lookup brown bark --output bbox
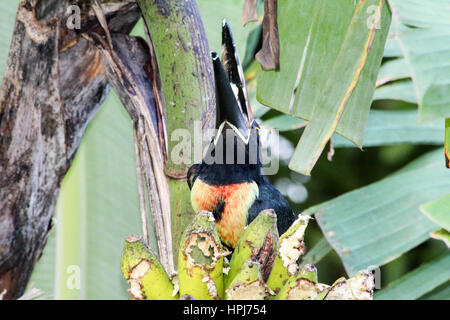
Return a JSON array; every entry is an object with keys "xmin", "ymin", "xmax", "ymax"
[
  {"xmin": 85, "ymin": 27, "xmax": 174, "ymax": 273},
  {"xmin": 0, "ymin": 0, "xmax": 140, "ymax": 299}
]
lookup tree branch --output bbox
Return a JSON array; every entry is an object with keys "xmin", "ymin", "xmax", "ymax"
[{"xmin": 0, "ymin": 0, "xmax": 140, "ymax": 299}]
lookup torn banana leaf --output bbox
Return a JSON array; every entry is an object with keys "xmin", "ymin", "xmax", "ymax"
[
  {"xmin": 308, "ymin": 148, "xmax": 449, "ymax": 275},
  {"xmin": 332, "ymin": 110, "xmax": 443, "ymax": 148},
  {"xmin": 420, "ymin": 194, "xmax": 450, "ymax": 231},
  {"xmin": 264, "ymin": 109, "xmax": 443, "ymax": 148},
  {"xmin": 429, "ymin": 230, "xmax": 450, "ymax": 248},
  {"xmin": 374, "ymin": 81, "xmax": 417, "ymax": 104},
  {"xmin": 375, "ymin": 252, "xmax": 450, "ymax": 300},
  {"xmin": 388, "ymin": 0, "xmax": 450, "ymax": 122},
  {"xmin": 383, "ymin": 32, "xmax": 402, "ymax": 58},
  {"xmin": 421, "ymin": 281, "xmax": 450, "ymax": 300},
  {"xmin": 257, "ymin": 0, "xmax": 391, "ymax": 175},
  {"xmin": 262, "ymin": 114, "xmax": 307, "ymax": 132},
  {"xmin": 376, "ymin": 57, "xmax": 410, "ymax": 86}
]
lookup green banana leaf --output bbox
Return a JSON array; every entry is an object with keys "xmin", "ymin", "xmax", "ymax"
[
  {"xmin": 373, "ymin": 81, "xmax": 416, "ymax": 104},
  {"xmin": 299, "ymin": 238, "xmax": 332, "ymax": 268},
  {"xmin": 429, "ymin": 230, "xmax": 450, "ymax": 248},
  {"xmin": 375, "ymin": 252, "xmax": 450, "ymax": 300},
  {"xmin": 262, "ymin": 114, "xmax": 306, "ymax": 132},
  {"xmin": 383, "ymin": 34, "xmax": 402, "ymax": 57},
  {"xmin": 306, "ymin": 148, "xmax": 448, "ymax": 276},
  {"xmin": 421, "ymin": 281, "xmax": 450, "ymax": 300},
  {"xmin": 420, "ymin": 194, "xmax": 450, "ymax": 231},
  {"xmin": 374, "ymin": 31, "xmax": 415, "ymax": 104},
  {"xmin": 0, "ymin": 0, "xmax": 20, "ymax": 77},
  {"xmin": 376, "ymin": 58, "xmax": 410, "ymax": 86},
  {"xmin": 388, "ymin": 0, "xmax": 450, "ymax": 122},
  {"xmin": 257, "ymin": 0, "xmax": 391, "ymax": 175},
  {"xmin": 198, "ymin": 0, "xmax": 258, "ymax": 55},
  {"xmin": 332, "ymin": 110, "xmax": 443, "ymax": 148},
  {"xmin": 262, "ymin": 110, "xmax": 443, "ymax": 148}
]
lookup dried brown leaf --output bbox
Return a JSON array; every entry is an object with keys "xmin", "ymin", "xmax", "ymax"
[
  {"xmin": 256, "ymin": 0, "xmax": 280, "ymax": 70},
  {"xmin": 242, "ymin": 0, "xmax": 258, "ymax": 26}
]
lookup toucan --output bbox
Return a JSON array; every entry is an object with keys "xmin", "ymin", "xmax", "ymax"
[{"xmin": 187, "ymin": 20, "xmax": 296, "ymax": 248}]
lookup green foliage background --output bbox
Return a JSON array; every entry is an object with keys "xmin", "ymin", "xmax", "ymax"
[{"xmin": 0, "ymin": 0, "xmax": 448, "ymax": 299}]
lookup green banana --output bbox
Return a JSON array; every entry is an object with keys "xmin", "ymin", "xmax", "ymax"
[
  {"xmin": 225, "ymin": 259, "xmax": 269, "ymax": 300},
  {"xmin": 121, "ymin": 212, "xmax": 375, "ymax": 301},
  {"xmin": 178, "ymin": 211, "xmax": 229, "ymax": 300},
  {"xmin": 121, "ymin": 235, "xmax": 177, "ymax": 300},
  {"xmin": 275, "ymin": 264, "xmax": 329, "ymax": 300},
  {"xmin": 266, "ymin": 214, "xmax": 310, "ymax": 294},
  {"xmin": 297, "ymin": 264, "xmax": 318, "ymax": 282},
  {"xmin": 225, "ymin": 209, "xmax": 279, "ymax": 289},
  {"xmin": 324, "ymin": 270, "xmax": 375, "ymax": 300}
]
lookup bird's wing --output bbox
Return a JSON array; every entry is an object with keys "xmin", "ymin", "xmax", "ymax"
[{"xmin": 248, "ymin": 177, "xmax": 296, "ymax": 235}]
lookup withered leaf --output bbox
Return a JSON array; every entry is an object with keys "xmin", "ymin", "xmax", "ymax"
[
  {"xmin": 256, "ymin": 0, "xmax": 280, "ymax": 70},
  {"xmin": 242, "ymin": 0, "xmax": 259, "ymax": 26}
]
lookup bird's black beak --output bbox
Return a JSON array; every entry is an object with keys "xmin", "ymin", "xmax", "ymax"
[
  {"xmin": 211, "ymin": 19, "xmax": 254, "ymax": 145},
  {"xmin": 212, "ymin": 52, "xmax": 250, "ymax": 143}
]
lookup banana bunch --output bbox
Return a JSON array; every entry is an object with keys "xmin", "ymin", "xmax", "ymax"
[
  {"xmin": 121, "ymin": 234, "xmax": 178, "ymax": 300},
  {"xmin": 121, "ymin": 209, "xmax": 375, "ymax": 300}
]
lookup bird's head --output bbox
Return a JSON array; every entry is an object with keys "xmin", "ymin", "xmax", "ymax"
[{"xmin": 204, "ymin": 20, "xmax": 261, "ymax": 168}]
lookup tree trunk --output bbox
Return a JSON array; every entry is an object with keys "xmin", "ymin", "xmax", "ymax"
[{"xmin": 0, "ymin": 0, "xmax": 140, "ymax": 299}]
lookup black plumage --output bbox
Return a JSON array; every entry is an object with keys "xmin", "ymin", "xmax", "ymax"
[{"xmin": 187, "ymin": 20, "xmax": 296, "ymax": 246}]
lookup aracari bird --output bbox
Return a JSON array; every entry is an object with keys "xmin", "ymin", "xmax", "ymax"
[{"xmin": 187, "ymin": 20, "xmax": 296, "ymax": 248}]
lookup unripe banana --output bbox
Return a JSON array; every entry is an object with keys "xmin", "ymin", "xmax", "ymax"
[
  {"xmin": 297, "ymin": 263, "xmax": 318, "ymax": 282},
  {"xmin": 324, "ymin": 270, "xmax": 374, "ymax": 300},
  {"xmin": 225, "ymin": 209, "xmax": 279, "ymax": 289},
  {"xmin": 266, "ymin": 214, "xmax": 309, "ymax": 294},
  {"xmin": 121, "ymin": 235, "xmax": 177, "ymax": 300},
  {"xmin": 225, "ymin": 259, "xmax": 269, "ymax": 300},
  {"xmin": 178, "ymin": 211, "xmax": 229, "ymax": 300},
  {"xmin": 275, "ymin": 264, "xmax": 329, "ymax": 300}
]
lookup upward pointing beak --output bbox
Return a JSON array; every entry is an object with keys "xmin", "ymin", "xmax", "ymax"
[
  {"xmin": 221, "ymin": 19, "xmax": 253, "ymax": 123},
  {"xmin": 212, "ymin": 52, "xmax": 250, "ymax": 143}
]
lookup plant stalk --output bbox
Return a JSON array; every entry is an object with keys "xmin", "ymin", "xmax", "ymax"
[{"xmin": 138, "ymin": 0, "xmax": 215, "ymax": 261}]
